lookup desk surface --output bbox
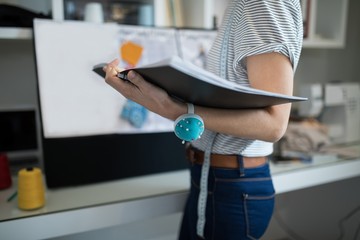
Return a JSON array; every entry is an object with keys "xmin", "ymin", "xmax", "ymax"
[{"xmin": 1, "ymin": 155, "xmax": 360, "ymax": 240}]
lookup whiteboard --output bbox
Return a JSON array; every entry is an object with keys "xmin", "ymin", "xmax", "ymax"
[{"xmin": 34, "ymin": 19, "xmax": 177, "ymax": 138}]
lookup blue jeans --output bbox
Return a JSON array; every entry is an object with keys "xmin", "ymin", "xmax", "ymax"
[{"xmin": 179, "ymin": 158, "xmax": 275, "ymax": 240}]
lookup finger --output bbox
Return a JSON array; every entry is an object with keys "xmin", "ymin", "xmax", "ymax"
[
  {"xmin": 126, "ymin": 70, "xmax": 146, "ymax": 87},
  {"xmin": 104, "ymin": 65, "xmax": 118, "ymax": 79},
  {"xmin": 126, "ymin": 70, "xmax": 166, "ymax": 95},
  {"xmin": 108, "ymin": 58, "xmax": 120, "ymax": 66},
  {"xmin": 103, "ymin": 58, "xmax": 120, "ymax": 72}
]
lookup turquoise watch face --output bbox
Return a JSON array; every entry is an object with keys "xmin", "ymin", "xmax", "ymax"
[{"xmin": 174, "ymin": 114, "xmax": 204, "ymax": 142}]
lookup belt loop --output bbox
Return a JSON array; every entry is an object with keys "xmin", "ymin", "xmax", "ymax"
[{"xmin": 237, "ymin": 155, "xmax": 245, "ymax": 177}]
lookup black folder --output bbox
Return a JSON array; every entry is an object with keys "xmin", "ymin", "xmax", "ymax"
[{"xmin": 93, "ymin": 56, "xmax": 307, "ymax": 109}]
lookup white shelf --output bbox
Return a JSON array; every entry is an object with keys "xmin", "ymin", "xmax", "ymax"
[
  {"xmin": 0, "ymin": 0, "xmax": 61, "ymax": 40},
  {"xmin": 1, "ymin": 158, "xmax": 360, "ymax": 240},
  {"xmin": 181, "ymin": 0, "xmax": 349, "ymax": 49},
  {"xmin": 1, "ymin": 0, "xmax": 349, "ymax": 49},
  {"xmin": 303, "ymin": 38, "xmax": 345, "ymax": 49},
  {"xmin": 271, "ymin": 158, "xmax": 360, "ymax": 194},
  {"xmin": 0, "ymin": 27, "xmax": 32, "ymax": 40},
  {"xmin": 302, "ymin": 0, "xmax": 349, "ymax": 49}
]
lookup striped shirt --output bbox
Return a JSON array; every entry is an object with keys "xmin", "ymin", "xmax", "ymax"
[
  {"xmin": 192, "ymin": 0, "xmax": 303, "ymax": 157},
  {"xmin": 191, "ymin": 0, "xmax": 303, "ymax": 237}
]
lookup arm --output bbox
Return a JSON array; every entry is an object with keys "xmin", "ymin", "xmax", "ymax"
[
  {"xmin": 104, "ymin": 52, "xmax": 293, "ymax": 143},
  {"xmin": 195, "ymin": 52, "xmax": 293, "ymax": 142}
]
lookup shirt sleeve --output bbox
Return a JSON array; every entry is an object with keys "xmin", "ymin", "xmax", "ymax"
[{"xmin": 234, "ymin": 0, "xmax": 303, "ymax": 71}]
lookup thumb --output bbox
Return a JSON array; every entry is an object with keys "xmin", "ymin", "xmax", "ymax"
[{"xmin": 127, "ymin": 70, "xmax": 145, "ymax": 86}]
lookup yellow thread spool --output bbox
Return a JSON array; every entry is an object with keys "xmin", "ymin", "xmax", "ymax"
[{"xmin": 17, "ymin": 167, "xmax": 45, "ymax": 210}]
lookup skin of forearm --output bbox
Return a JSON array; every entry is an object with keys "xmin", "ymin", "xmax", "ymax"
[
  {"xmin": 197, "ymin": 104, "xmax": 291, "ymax": 142},
  {"xmin": 166, "ymin": 99, "xmax": 291, "ymax": 143}
]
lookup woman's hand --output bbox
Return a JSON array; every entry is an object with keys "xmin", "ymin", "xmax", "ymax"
[{"xmin": 102, "ymin": 59, "xmax": 186, "ymax": 120}]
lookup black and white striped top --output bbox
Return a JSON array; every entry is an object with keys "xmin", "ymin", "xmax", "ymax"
[{"xmin": 192, "ymin": 0, "xmax": 303, "ymax": 157}]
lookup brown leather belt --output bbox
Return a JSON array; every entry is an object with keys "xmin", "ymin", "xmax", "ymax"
[{"xmin": 186, "ymin": 147, "xmax": 267, "ymax": 169}]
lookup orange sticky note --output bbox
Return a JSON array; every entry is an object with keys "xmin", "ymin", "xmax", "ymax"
[{"xmin": 120, "ymin": 41, "xmax": 143, "ymax": 66}]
